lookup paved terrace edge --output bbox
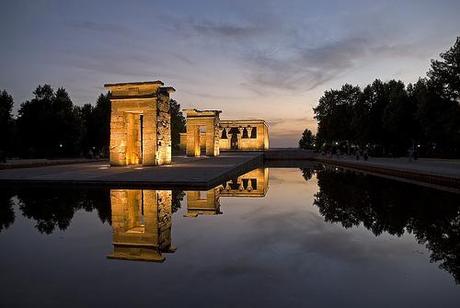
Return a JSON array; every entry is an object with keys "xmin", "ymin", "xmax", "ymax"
[{"xmin": 0, "ymin": 154, "xmax": 264, "ymax": 190}]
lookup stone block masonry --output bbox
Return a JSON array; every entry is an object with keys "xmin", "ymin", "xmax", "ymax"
[{"xmin": 105, "ymin": 81, "xmax": 175, "ymax": 167}]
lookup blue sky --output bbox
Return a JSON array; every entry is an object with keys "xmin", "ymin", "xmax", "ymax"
[{"xmin": 1, "ymin": 0, "xmax": 459, "ymax": 146}]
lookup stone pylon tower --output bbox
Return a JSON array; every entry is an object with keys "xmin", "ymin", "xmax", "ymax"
[{"xmin": 104, "ymin": 81, "xmax": 174, "ymax": 166}]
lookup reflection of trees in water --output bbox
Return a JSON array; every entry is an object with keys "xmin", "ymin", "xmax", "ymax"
[
  {"xmin": 0, "ymin": 187, "xmax": 185, "ymax": 234},
  {"xmin": 305, "ymin": 167, "xmax": 460, "ymax": 284},
  {"xmin": 301, "ymin": 168, "xmax": 316, "ymax": 181},
  {"xmin": 0, "ymin": 190, "xmax": 15, "ymax": 232},
  {"xmin": 16, "ymin": 187, "xmax": 111, "ymax": 234},
  {"xmin": 172, "ymin": 190, "xmax": 185, "ymax": 213},
  {"xmin": 0, "ymin": 186, "xmax": 111, "ymax": 234}
]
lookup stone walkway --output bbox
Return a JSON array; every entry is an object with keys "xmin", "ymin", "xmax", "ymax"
[
  {"xmin": 315, "ymin": 155, "xmax": 460, "ymax": 190},
  {"xmin": 0, "ymin": 158, "xmax": 106, "ymax": 169},
  {"xmin": 0, "ymin": 153, "xmax": 263, "ymax": 189}
]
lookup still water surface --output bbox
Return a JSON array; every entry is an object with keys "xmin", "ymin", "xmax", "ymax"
[{"xmin": 1, "ymin": 166, "xmax": 460, "ymax": 307}]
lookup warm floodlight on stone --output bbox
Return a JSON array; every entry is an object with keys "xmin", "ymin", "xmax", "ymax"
[
  {"xmin": 180, "ymin": 119, "xmax": 269, "ymax": 152},
  {"xmin": 104, "ymin": 81, "xmax": 175, "ymax": 167},
  {"xmin": 183, "ymin": 109, "xmax": 221, "ymax": 157}
]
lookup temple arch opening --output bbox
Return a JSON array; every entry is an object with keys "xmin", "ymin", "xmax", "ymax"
[{"xmin": 183, "ymin": 109, "xmax": 221, "ymax": 157}]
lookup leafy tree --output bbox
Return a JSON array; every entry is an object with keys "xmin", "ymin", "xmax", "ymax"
[
  {"xmin": 170, "ymin": 99, "xmax": 186, "ymax": 152},
  {"xmin": 52, "ymin": 88, "xmax": 81, "ymax": 156},
  {"xmin": 17, "ymin": 85, "xmax": 55, "ymax": 157},
  {"xmin": 17, "ymin": 85, "xmax": 81, "ymax": 158},
  {"xmin": 0, "ymin": 90, "xmax": 14, "ymax": 160},
  {"xmin": 314, "ymin": 84, "xmax": 361, "ymax": 144},
  {"xmin": 308, "ymin": 37, "xmax": 460, "ymax": 157},
  {"xmin": 92, "ymin": 93, "xmax": 111, "ymax": 157},
  {"xmin": 382, "ymin": 80, "xmax": 416, "ymax": 155},
  {"xmin": 299, "ymin": 128, "xmax": 315, "ymax": 149},
  {"xmin": 77, "ymin": 103, "xmax": 95, "ymax": 156},
  {"xmin": 428, "ymin": 36, "xmax": 460, "ymax": 102},
  {"xmin": 363, "ymin": 79, "xmax": 389, "ymax": 151}
]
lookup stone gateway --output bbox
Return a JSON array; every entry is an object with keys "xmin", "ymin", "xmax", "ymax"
[{"xmin": 105, "ymin": 81, "xmax": 175, "ymax": 166}]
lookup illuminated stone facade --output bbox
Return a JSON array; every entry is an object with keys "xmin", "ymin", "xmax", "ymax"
[
  {"xmin": 183, "ymin": 109, "xmax": 221, "ymax": 157},
  {"xmin": 105, "ymin": 81, "xmax": 174, "ymax": 166},
  {"xmin": 180, "ymin": 119, "xmax": 269, "ymax": 152},
  {"xmin": 108, "ymin": 189, "xmax": 174, "ymax": 262}
]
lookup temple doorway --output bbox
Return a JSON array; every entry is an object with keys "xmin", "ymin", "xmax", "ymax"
[
  {"xmin": 229, "ymin": 127, "xmax": 240, "ymax": 150},
  {"xmin": 125, "ymin": 113, "xmax": 143, "ymax": 165}
]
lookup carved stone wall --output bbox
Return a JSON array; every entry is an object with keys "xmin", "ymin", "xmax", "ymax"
[
  {"xmin": 219, "ymin": 120, "xmax": 269, "ymax": 151},
  {"xmin": 183, "ymin": 109, "xmax": 221, "ymax": 157},
  {"xmin": 180, "ymin": 119, "xmax": 269, "ymax": 152},
  {"xmin": 105, "ymin": 81, "xmax": 174, "ymax": 166}
]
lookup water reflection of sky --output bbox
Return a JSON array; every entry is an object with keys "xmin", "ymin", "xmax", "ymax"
[{"xmin": 0, "ymin": 168, "xmax": 459, "ymax": 307}]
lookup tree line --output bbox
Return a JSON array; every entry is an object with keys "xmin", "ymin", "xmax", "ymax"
[
  {"xmin": 0, "ymin": 85, "xmax": 186, "ymax": 160},
  {"xmin": 300, "ymin": 36, "xmax": 460, "ymax": 158}
]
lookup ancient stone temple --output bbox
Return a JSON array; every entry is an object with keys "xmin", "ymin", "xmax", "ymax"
[
  {"xmin": 180, "ymin": 118, "xmax": 269, "ymax": 152},
  {"xmin": 219, "ymin": 120, "xmax": 269, "ymax": 151},
  {"xmin": 105, "ymin": 81, "xmax": 174, "ymax": 166},
  {"xmin": 108, "ymin": 189, "xmax": 174, "ymax": 262},
  {"xmin": 183, "ymin": 109, "xmax": 221, "ymax": 157}
]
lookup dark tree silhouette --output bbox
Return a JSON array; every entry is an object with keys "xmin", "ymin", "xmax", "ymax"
[
  {"xmin": 428, "ymin": 37, "xmax": 460, "ymax": 102},
  {"xmin": 0, "ymin": 90, "xmax": 14, "ymax": 160},
  {"xmin": 0, "ymin": 190, "xmax": 15, "ymax": 232},
  {"xmin": 16, "ymin": 85, "xmax": 80, "ymax": 158},
  {"xmin": 92, "ymin": 93, "xmax": 111, "ymax": 157},
  {"xmin": 170, "ymin": 99, "xmax": 186, "ymax": 152},
  {"xmin": 308, "ymin": 36, "xmax": 460, "ymax": 158},
  {"xmin": 299, "ymin": 128, "xmax": 315, "ymax": 149},
  {"xmin": 172, "ymin": 190, "xmax": 185, "ymax": 213},
  {"xmin": 16, "ymin": 187, "xmax": 111, "ymax": 234}
]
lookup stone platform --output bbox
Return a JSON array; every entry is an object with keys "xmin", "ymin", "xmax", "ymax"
[{"xmin": 0, "ymin": 153, "xmax": 263, "ymax": 189}]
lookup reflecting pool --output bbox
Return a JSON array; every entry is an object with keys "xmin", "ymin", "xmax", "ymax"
[{"xmin": 1, "ymin": 166, "xmax": 460, "ymax": 307}]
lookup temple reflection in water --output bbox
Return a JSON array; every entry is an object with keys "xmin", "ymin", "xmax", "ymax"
[
  {"xmin": 185, "ymin": 168, "xmax": 269, "ymax": 217},
  {"xmin": 108, "ymin": 189, "xmax": 175, "ymax": 262},
  {"xmin": 107, "ymin": 168, "xmax": 269, "ymax": 261}
]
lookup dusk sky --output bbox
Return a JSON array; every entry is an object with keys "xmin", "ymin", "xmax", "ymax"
[{"xmin": 1, "ymin": 0, "xmax": 459, "ymax": 147}]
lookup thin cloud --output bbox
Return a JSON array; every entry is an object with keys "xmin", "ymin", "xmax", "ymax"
[{"xmin": 67, "ymin": 21, "xmax": 133, "ymax": 37}]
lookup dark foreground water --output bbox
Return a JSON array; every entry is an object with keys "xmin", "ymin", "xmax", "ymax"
[{"xmin": 1, "ymin": 166, "xmax": 460, "ymax": 307}]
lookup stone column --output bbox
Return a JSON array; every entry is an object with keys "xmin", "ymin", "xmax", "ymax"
[
  {"xmin": 156, "ymin": 94, "xmax": 172, "ymax": 165},
  {"xmin": 186, "ymin": 124, "xmax": 201, "ymax": 157},
  {"xmin": 110, "ymin": 110, "xmax": 128, "ymax": 166},
  {"xmin": 142, "ymin": 110, "xmax": 157, "ymax": 165}
]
